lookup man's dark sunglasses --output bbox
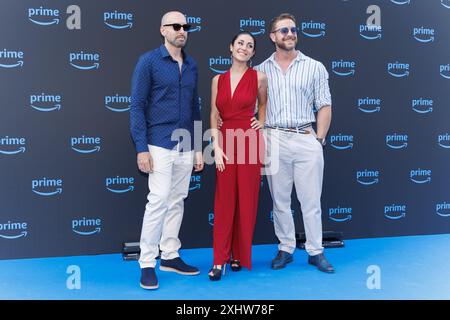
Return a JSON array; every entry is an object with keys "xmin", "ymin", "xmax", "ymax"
[
  {"xmin": 163, "ymin": 23, "xmax": 192, "ymax": 32},
  {"xmin": 271, "ymin": 27, "xmax": 299, "ymax": 35}
]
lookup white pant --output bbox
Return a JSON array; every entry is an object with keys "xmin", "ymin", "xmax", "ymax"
[
  {"xmin": 139, "ymin": 145, "xmax": 194, "ymax": 269},
  {"xmin": 265, "ymin": 128, "xmax": 324, "ymax": 256}
]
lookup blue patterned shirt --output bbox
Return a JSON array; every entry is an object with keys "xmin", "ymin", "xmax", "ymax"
[{"xmin": 130, "ymin": 44, "xmax": 201, "ymax": 153}]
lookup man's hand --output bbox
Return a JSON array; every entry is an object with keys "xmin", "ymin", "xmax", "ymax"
[
  {"xmin": 137, "ymin": 152, "xmax": 153, "ymax": 173},
  {"xmin": 194, "ymin": 151, "xmax": 204, "ymax": 172}
]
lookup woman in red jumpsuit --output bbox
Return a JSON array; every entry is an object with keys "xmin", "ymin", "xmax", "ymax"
[{"xmin": 209, "ymin": 31, "xmax": 267, "ymax": 280}]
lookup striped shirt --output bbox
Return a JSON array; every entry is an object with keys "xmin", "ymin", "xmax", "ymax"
[{"xmin": 254, "ymin": 50, "xmax": 331, "ymax": 128}]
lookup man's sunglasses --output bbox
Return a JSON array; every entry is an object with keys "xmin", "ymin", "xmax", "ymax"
[
  {"xmin": 163, "ymin": 23, "xmax": 192, "ymax": 32},
  {"xmin": 271, "ymin": 27, "xmax": 299, "ymax": 35}
]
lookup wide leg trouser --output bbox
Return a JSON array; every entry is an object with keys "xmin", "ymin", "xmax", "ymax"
[{"xmin": 213, "ymin": 127, "xmax": 262, "ymax": 270}]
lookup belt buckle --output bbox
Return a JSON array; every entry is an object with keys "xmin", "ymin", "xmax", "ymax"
[{"xmin": 298, "ymin": 126, "xmax": 310, "ymax": 134}]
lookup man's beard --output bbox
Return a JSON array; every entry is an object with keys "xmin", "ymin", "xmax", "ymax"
[
  {"xmin": 276, "ymin": 36, "xmax": 297, "ymax": 51},
  {"xmin": 169, "ymin": 36, "xmax": 186, "ymax": 48}
]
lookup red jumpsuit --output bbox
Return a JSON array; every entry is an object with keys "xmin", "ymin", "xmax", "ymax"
[{"xmin": 213, "ymin": 68, "xmax": 263, "ymax": 270}]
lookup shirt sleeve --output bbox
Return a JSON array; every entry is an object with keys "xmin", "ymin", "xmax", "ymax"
[
  {"xmin": 191, "ymin": 64, "xmax": 203, "ymax": 153},
  {"xmin": 192, "ymin": 64, "xmax": 201, "ymax": 122},
  {"xmin": 313, "ymin": 62, "xmax": 332, "ymax": 110},
  {"xmin": 130, "ymin": 55, "xmax": 151, "ymax": 153}
]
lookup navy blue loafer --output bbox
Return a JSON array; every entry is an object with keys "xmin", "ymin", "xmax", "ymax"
[
  {"xmin": 140, "ymin": 267, "xmax": 158, "ymax": 290},
  {"xmin": 271, "ymin": 250, "xmax": 293, "ymax": 270},
  {"xmin": 160, "ymin": 257, "xmax": 200, "ymax": 275},
  {"xmin": 308, "ymin": 253, "xmax": 335, "ymax": 273}
]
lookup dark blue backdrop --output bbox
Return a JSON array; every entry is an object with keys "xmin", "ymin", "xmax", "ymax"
[{"xmin": 0, "ymin": 0, "xmax": 449, "ymax": 259}]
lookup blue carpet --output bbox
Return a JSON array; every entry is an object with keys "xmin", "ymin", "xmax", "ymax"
[{"xmin": 1, "ymin": 234, "xmax": 449, "ymax": 300}]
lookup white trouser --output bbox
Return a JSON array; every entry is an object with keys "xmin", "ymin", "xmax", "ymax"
[
  {"xmin": 139, "ymin": 144, "xmax": 194, "ymax": 269},
  {"xmin": 265, "ymin": 128, "xmax": 324, "ymax": 256}
]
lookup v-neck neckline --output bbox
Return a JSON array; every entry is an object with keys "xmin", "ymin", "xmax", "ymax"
[{"xmin": 229, "ymin": 68, "xmax": 250, "ymax": 101}]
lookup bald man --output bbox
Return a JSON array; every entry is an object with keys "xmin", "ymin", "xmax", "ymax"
[{"xmin": 130, "ymin": 11, "xmax": 203, "ymax": 290}]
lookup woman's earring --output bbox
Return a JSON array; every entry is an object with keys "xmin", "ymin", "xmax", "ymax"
[{"xmin": 249, "ymin": 59, "xmax": 253, "ymax": 67}]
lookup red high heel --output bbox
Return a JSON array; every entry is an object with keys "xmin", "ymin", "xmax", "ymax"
[
  {"xmin": 208, "ymin": 264, "xmax": 227, "ymax": 281},
  {"xmin": 230, "ymin": 259, "xmax": 241, "ymax": 272}
]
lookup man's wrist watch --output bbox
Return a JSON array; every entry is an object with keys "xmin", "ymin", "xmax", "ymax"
[{"xmin": 317, "ymin": 137, "xmax": 326, "ymax": 146}]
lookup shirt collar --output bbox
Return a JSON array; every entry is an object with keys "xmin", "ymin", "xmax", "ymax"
[
  {"xmin": 268, "ymin": 50, "xmax": 306, "ymax": 63},
  {"xmin": 159, "ymin": 44, "xmax": 189, "ymax": 64}
]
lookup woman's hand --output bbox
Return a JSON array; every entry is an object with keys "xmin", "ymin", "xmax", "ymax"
[
  {"xmin": 214, "ymin": 146, "xmax": 229, "ymax": 172},
  {"xmin": 251, "ymin": 117, "xmax": 264, "ymax": 130}
]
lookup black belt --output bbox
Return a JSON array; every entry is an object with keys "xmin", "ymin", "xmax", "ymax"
[{"xmin": 266, "ymin": 123, "xmax": 311, "ymax": 134}]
